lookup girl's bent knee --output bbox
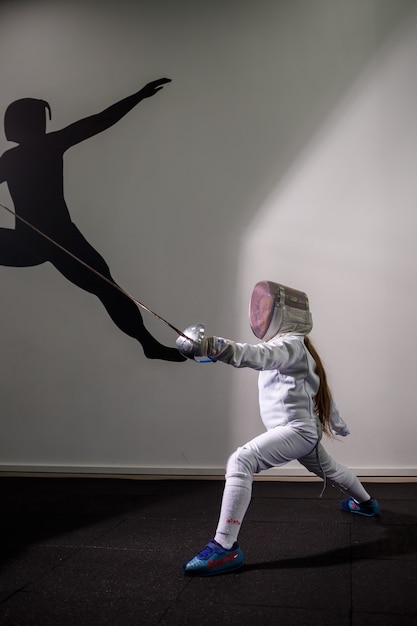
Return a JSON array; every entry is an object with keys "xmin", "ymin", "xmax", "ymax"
[{"xmin": 226, "ymin": 446, "xmax": 259, "ymax": 478}]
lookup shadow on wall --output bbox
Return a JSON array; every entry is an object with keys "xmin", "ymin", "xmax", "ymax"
[{"xmin": 0, "ymin": 77, "xmax": 184, "ymax": 363}]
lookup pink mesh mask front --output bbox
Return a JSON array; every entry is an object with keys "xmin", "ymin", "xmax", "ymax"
[{"xmin": 249, "ymin": 281, "xmax": 312, "ymax": 341}]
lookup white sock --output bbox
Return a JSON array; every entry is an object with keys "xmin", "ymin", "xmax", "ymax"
[
  {"xmin": 346, "ymin": 476, "xmax": 371, "ymax": 503},
  {"xmin": 214, "ymin": 476, "xmax": 252, "ymax": 549}
]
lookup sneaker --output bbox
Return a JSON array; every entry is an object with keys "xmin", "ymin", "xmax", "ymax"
[
  {"xmin": 340, "ymin": 497, "xmax": 380, "ymax": 517},
  {"xmin": 183, "ymin": 540, "xmax": 244, "ymax": 576}
]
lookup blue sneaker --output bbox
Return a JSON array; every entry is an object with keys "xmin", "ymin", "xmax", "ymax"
[
  {"xmin": 340, "ymin": 497, "xmax": 380, "ymax": 517},
  {"xmin": 183, "ymin": 540, "xmax": 244, "ymax": 576}
]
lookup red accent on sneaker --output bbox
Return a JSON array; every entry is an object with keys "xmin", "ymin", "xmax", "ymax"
[{"xmin": 208, "ymin": 551, "xmax": 239, "ymax": 569}]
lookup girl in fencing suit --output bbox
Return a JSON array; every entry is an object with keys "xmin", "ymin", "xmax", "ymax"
[{"xmin": 178, "ymin": 280, "xmax": 380, "ymax": 576}]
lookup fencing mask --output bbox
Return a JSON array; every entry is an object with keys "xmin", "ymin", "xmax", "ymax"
[{"xmin": 249, "ymin": 281, "xmax": 312, "ymax": 341}]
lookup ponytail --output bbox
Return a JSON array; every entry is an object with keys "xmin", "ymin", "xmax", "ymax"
[{"xmin": 304, "ymin": 336, "xmax": 333, "ymax": 437}]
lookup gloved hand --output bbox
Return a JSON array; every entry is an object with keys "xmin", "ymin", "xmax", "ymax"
[{"xmin": 176, "ymin": 324, "xmax": 214, "ymax": 362}]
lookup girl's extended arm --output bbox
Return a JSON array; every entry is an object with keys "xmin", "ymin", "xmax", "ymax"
[{"xmin": 195, "ymin": 336, "xmax": 305, "ymax": 371}]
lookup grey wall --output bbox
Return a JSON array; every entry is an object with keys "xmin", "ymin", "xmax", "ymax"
[{"xmin": 1, "ymin": 0, "xmax": 416, "ymax": 476}]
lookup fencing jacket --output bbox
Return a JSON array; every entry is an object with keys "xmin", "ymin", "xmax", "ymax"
[{"xmin": 205, "ymin": 334, "xmax": 349, "ymax": 436}]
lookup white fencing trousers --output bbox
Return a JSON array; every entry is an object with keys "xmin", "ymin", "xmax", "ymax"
[{"xmin": 214, "ymin": 424, "xmax": 370, "ymax": 549}]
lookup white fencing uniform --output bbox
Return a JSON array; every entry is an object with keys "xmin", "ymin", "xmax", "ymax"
[
  {"xmin": 204, "ymin": 334, "xmax": 370, "ymax": 549},
  {"xmin": 177, "ymin": 281, "xmax": 372, "ymax": 550}
]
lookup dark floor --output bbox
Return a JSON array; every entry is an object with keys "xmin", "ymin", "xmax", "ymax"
[{"xmin": 0, "ymin": 477, "xmax": 416, "ymax": 626}]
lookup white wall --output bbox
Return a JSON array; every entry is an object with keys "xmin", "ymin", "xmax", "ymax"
[{"xmin": 0, "ymin": 0, "xmax": 416, "ymax": 476}]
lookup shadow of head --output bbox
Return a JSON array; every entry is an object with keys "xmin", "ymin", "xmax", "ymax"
[{"xmin": 5, "ymin": 98, "xmax": 51, "ymax": 144}]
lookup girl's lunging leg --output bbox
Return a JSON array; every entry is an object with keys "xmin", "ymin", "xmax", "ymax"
[{"xmin": 215, "ymin": 426, "xmax": 318, "ymax": 548}]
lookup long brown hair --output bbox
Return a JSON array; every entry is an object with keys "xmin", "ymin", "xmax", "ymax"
[{"xmin": 304, "ymin": 335, "xmax": 333, "ymax": 437}]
